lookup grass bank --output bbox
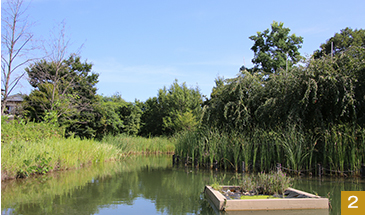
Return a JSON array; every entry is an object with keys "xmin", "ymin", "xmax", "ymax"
[
  {"xmin": 1, "ymin": 118, "xmax": 176, "ymax": 180},
  {"xmin": 1, "ymin": 137, "xmax": 122, "ymax": 180}
]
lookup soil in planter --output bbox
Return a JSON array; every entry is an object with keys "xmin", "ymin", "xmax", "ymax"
[{"xmin": 220, "ymin": 187, "xmax": 284, "ymax": 200}]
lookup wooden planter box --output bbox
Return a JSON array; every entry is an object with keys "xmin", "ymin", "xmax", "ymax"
[{"xmin": 204, "ymin": 185, "xmax": 329, "ymax": 212}]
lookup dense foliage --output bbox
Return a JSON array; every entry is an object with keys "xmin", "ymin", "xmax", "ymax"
[
  {"xmin": 314, "ymin": 27, "xmax": 365, "ymax": 58},
  {"xmin": 203, "ymin": 26, "xmax": 365, "ymax": 132},
  {"xmin": 176, "ymin": 26, "xmax": 365, "ymax": 175},
  {"xmin": 22, "ymin": 55, "xmax": 99, "ymax": 136},
  {"xmin": 1, "ymin": 116, "xmax": 65, "ymax": 144},
  {"xmin": 139, "ymin": 80, "xmax": 203, "ymax": 136},
  {"xmin": 249, "ymin": 21, "xmax": 303, "ymax": 74}
]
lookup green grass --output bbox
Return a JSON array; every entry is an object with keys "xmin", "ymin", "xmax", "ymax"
[
  {"xmin": 1, "ymin": 117, "xmax": 176, "ymax": 180},
  {"xmin": 1, "ymin": 137, "xmax": 122, "ymax": 180},
  {"xmin": 240, "ymin": 195, "xmax": 281, "ymax": 199},
  {"xmin": 174, "ymin": 124, "xmax": 365, "ymax": 176},
  {"xmin": 100, "ymin": 133, "xmax": 176, "ymax": 154},
  {"xmin": 1, "ymin": 117, "xmax": 65, "ymax": 144}
]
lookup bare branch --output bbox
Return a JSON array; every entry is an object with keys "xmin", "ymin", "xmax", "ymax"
[{"xmin": 1, "ymin": 0, "xmax": 37, "ymax": 114}]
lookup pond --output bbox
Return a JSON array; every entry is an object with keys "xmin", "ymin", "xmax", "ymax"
[{"xmin": 1, "ymin": 155, "xmax": 364, "ymax": 215}]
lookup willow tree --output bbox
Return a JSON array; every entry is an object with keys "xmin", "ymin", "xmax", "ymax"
[
  {"xmin": 302, "ymin": 46, "xmax": 365, "ymax": 128},
  {"xmin": 202, "ymin": 70, "xmax": 263, "ymax": 131}
]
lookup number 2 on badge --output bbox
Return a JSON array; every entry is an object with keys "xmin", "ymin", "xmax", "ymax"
[
  {"xmin": 341, "ymin": 191, "xmax": 365, "ymax": 215},
  {"xmin": 348, "ymin": 195, "xmax": 358, "ymax": 208}
]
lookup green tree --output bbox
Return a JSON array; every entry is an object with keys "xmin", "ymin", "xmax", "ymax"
[
  {"xmin": 249, "ymin": 21, "xmax": 303, "ymax": 74},
  {"xmin": 140, "ymin": 80, "xmax": 203, "ymax": 136},
  {"xmin": 23, "ymin": 55, "xmax": 99, "ymax": 135},
  {"xmin": 90, "ymin": 94, "xmax": 141, "ymax": 139},
  {"xmin": 313, "ymin": 27, "xmax": 365, "ymax": 59},
  {"xmin": 203, "ymin": 43, "xmax": 365, "ymax": 132},
  {"xmin": 139, "ymin": 96, "xmax": 165, "ymax": 136},
  {"xmin": 202, "ymin": 70, "xmax": 263, "ymax": 131},
  {"xmin": 302, "ymin": 46, "xmax": 365, "ymax": 128}
]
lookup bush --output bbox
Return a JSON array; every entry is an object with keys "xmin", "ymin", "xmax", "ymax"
[{"xmin": 240, "ymin": 171, "xmax": 292, "ymax": 195}]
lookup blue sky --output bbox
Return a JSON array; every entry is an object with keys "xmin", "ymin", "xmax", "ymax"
[{"xmin": 5, "ymin": 0, "xmax": 365, "ymax": 102}]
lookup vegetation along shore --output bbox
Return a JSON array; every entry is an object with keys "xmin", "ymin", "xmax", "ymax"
[
  {"xmin": 2, "ymin": 20, "xmax": 365, "ymax": 180},
  {"xmin": 1, "ymin": 118, "xmax": 175, "ymax": 180}
]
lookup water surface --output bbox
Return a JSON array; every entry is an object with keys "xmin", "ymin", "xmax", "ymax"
[{"xmin": 1, "ymin": 155, "xmax": 364, "ymax": 215}]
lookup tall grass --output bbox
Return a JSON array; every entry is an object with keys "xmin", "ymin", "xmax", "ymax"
[
  {"xmin": 174, "ymin": 124, "xmax": 365, "ymax": 176},
  {"xmin": 1, "ymin": 117, "xmax": 64, "ymax": 144},
  {"xmin": 279, "ymin": 125, "xmax": 311, "ymax": 174},
  {"xmin": 1, "ymin": 137, "xmax": 121, "ymax": 180},
  {"xmin": 1, "ymin": 117, "xmax": 176, "ymax": 180},
  {"xmin": 323, "ymin": 124, "xmax": 365, "ymax": 176},
  {"xmin": 100, "ymin": 133, "xmax": 176, "ymax": 154}
]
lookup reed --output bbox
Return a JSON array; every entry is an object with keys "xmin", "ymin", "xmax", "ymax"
[
  {"xmin": 230, "ymin": 132, "xmax": 242, "ymax": 172},
  {"xmin": 323, "ymin": 124, "xmax": 364, "ymax": 176},
  {"xmin": 280, "ymin": 125, "xmax": 311, "ymax": 174},
  {"xmin": 240, "ymin": 135, "xmax": 251, "ymax": 172},
  {"xmin": 174, "ymin": 123, "xmax": 364, "ymax": 176}
]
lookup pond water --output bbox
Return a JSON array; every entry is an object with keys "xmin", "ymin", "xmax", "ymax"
[{"xmin": 1, "ymin": 155, "xmax": 364, "ymax": 215}]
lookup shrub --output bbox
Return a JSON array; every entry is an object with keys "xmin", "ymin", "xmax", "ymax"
[{"xmin": 240, "ymin": 171, "xmax": 292, "ymax": 195}]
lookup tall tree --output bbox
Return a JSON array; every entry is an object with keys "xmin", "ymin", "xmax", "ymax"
[
  {"xmin": 22, "ymin": 21, "xmax": 99, "ymax": 128},
  {"xmin": 249, "ymin": 21, "xmax": 303, "ymax": 74},
  {"xmin": 23, "ymin": 55, "xmax": 99, "ymax": 126},
  {"xmin": 1, "ymin": 0, "xmax": 36, "ymax": 114},
  {"xmin": 313, "ymin": 27, "xmax": 365, "ymax": 59}
]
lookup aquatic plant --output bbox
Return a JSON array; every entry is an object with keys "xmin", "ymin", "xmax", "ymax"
[
  {"xmin": 256, "ymin": 171, "xmax": 293, "ymax": 195},
  {"xmin": 236, "ymin": 171, "xmax": 293, "ymax": 196},
  {"xmin": 174, "ymin": 124, "xmax": 365, "ymax": 177}
]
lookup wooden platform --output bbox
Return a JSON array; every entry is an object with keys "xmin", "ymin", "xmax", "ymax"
[{"xmin": 204, "ymin": 185, "xmax": 329, "ymax": 212}]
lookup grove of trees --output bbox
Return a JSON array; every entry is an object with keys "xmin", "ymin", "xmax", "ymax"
[{"xmin": 4, "ymin": 21, "xmax": 364, "ymax": 139}]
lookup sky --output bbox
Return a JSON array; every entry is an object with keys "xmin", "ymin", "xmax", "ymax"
[{"xmin": 3, "ymin": 0, "xmax": 365, "ymax": 102}]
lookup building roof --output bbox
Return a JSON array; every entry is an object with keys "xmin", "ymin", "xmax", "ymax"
[{"xmin": 4, "ymin": 93, "xmax": 24, "ymax": 102}]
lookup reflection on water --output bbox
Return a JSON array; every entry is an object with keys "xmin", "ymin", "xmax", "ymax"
[
  {"xmin": 292, "ymin": 176, "xmax": 365, "ymax": 215},
  {"xmin": 1, "ymin": 155, "xmax": 364, "ymax": 215}
]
